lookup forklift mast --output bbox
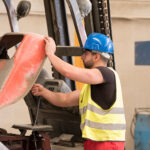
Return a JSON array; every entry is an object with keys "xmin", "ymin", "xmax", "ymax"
[
  {"xmin": 43, "ymin": 0, "xmax": 115, "ymax": 85},
  {"xmin": 85, "ymin": 0, "xmax": 115, "ymax": 68}
]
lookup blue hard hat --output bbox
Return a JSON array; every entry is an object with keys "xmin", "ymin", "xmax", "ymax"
[{"xmin": 83, "ymin": 33, "xmax": 113, "ymax": 54}]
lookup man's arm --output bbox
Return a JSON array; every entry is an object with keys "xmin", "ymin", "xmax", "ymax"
[
  {"xmin": 31, "ymin": 84, "xmax": 80, "ymax": 107},
  {"xmin": 44, "ymin": 37, "xmax": 104, "ymax": 84}
]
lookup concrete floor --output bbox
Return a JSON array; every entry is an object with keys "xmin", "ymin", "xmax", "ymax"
[{"xmin": 51, "ymin": 144, "xmax": 83, "ymax": 150}]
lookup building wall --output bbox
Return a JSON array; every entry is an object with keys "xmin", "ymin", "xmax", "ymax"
[
  {"xmin": 111, "ymin": 1, "xmax": 150, "ymax": 150},
  {"xmin": 0, "ymin": 0, "xmax": 150, "ymax": 149}
]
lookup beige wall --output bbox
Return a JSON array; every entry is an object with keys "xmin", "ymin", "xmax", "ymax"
[
  {"xmin": 111, "ymin": 1, "xmax": 150, "ymax": 150},
  {"xmin": 0, "ymin": 0, "xmax": 150, "ymax": 149}
]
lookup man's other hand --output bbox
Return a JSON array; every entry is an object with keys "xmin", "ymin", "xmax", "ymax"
[
  {"xmin": 31, "ymin": 84, "xmax": 45, "ymax": 96},
  {"xmin": 44, "ymin": 36, "xmax": 56, "ymax": 56}
]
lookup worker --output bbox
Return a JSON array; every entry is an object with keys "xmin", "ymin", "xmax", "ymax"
[{"xmin": 31, "ymin": 33, "xmax": 126, "ymax": 150}]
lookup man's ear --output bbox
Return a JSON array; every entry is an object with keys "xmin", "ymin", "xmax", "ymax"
[{"xmin": 94, "ymin": 53, "xmax": 100, "ymax": 61}]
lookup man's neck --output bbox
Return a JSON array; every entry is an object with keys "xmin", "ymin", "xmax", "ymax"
[{"xmin": 92, "ymin": 61, "xmax": 107, "ymax": 68}]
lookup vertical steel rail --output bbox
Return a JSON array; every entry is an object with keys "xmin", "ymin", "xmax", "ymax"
[
  {"xmin": 107, "ymin": 0, "xmax": 115, "ymax": 69},
  {"xmin": 88, "ymin": 0, "xmax": 115, "ymax": 69},
  {"xmin": 43, "ymin": 0, "xmax": 75, "ymax": 90},
  {"xmin": 43, "ymin": 0, "xmax": 59, "ymax": 42},
  {"xmin": 84, "ymin": 13, "xmax": 94, "ymax": 36},
  {"xmin": 66, "ymin": 0, "xmax": 87, "ymax": 47},
  {"xmin": 3, "ymin": 0, "xmax": 19, "ymax": 32},
  {"xmin": 54, "ymin": 0, "xmax": 75, "ymax": 90}
]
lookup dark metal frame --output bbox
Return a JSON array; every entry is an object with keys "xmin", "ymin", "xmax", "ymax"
[
  {"xmin": 85, "ymin": 0, "xmax": 115, "ymax": 69},
  {"xmin": 2, "ymin": 0, "xmax": 19, "ymax": 32}
]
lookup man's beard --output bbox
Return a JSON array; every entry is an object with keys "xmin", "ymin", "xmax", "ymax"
[{"xmin": 83, "ymin": 60, "xmax": 94, "ymax": 69}]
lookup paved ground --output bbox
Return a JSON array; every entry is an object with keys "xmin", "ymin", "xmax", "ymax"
[
  {"xmin": 51, "ymin": 144, "xmax": 83, "ymax": 150},
  {"xmin": 50, "ymin": 134, "xmax": 83, "ymax": 150}
]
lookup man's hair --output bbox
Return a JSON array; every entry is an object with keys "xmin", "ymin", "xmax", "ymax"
[
  {"xmin": 91, "ymin": 50, "xmax": 110, "ymax": 63},
  {"xmin": 100, "ymin": 53, "xmax": 109, "ymax": 64}
]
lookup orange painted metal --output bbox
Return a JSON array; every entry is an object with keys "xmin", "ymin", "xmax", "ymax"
[{"xmin": 0, "ymin": 33, "xmax": 46, "ymax": 108}]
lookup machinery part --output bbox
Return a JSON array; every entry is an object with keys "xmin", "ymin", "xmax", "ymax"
[
  {"xmin": 24, "ymin": 69, "xmax": 52, "ymax": 124},
  {"xmin": 130, "ymin": 108, "xmax": 150, "ymax": 139},
  {"xmin": 3, "ymin": 0, "xmax": 19, "ymax": 32},
  {"xmin": 0, "ymin": 134, "xmax": 29, "ymax": 150},
  {"xmin": 56, "ymin": 46, "xmax": 83, "ymax": 56},
  {"xmin": 24, "ymin": 79, "xmax": 81, "ymax": 140},
  {"xmin": 16, "ymin": 0, "xmax": 31, "ymax": 20},
  {"xmin": 0, "ymin": 124, "xmax": 53, "ymax": 150},
  {"xmin": 76, "ymin": 0, "xmax": 92, "ymax": 18},
  {"xmin": 0, "ymin": 142, "xmax": 9, "ymax": 150},
  {"xmin": 33, "ymin": 69, "xmax": 52, "ymax": 126},
  {"xmin": 133, "ymin": 108, "xmax": 150, "ymax": 150},
  {"xmin": 44, "ymin": 0, "xmax": 75, "ymax": 90},
  {"xmin": 33, "ymin": 97, "xmax": 42, "ymax": 126},
  {"xmin": 0, "ymin": 129, "xmax": 7, "ymax": 135},
  {"xmin": 35, "ymin": 69, "xmax": 51, "ymax": 85},
  {"xmin": 0, "ymin": 33, "xmax": 23, "ymax": 59},
  {"xmin": 12, "ymin": 124, "xmax": 53, "ymax": 134},
  {"xmin": 66, "ymin": 0, "xmax": 87, "ymax": 47},
  {"xmin": 44, "ymin": 0, "xmax": 87, "ymax": 46},
  {"xmin": 12, "ymin": 124, "xmax": 52, "ymax": 150},
  {"xmin": 91, "ymin": 0, "xmax": 111, "ymax": 37},
  {"xmin": 0, "ymin": 33, "xmax": 46, "ymax": 108},
  {"xmin": 85, "ymin": 0, "xmax": 115, "ymax": 68},
  {"xmin": 44, "ymin": 0, "xmax": 87, "ymax": 90}
]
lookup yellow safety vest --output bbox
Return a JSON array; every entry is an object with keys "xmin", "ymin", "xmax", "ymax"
[{"xmin": 79, "ymin": 68, "xmax": 126, "ymax": 141}]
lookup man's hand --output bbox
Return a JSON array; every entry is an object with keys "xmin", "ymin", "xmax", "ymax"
[
  {"xmin": 31, "ymin": 84, "xmax": 45, "ymax": 96},
  {"xmin": 44, "ymin": 36, "xmax": 56, "ymax": 56}
]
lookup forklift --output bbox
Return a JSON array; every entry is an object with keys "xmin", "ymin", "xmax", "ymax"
[{"xmin": 0, "ymin": 0, "xmax": 114, "ymax": 149}]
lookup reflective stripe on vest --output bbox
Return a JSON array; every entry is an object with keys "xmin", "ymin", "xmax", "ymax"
[
  {"xmin": 79, "ymin": 67, "xmax": 126, "ymax": 141},
  {"xmin": 81, "ymin": 119, "xmax": 126, "ymax": 130},
  {"xmin": 80, "ymin": 104, "xmax": 124, "ymax": 116}
]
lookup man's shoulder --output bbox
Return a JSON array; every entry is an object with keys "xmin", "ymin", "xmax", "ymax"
[
  {"xmin": 95, "ymin": 66, "xmax": 115, "ymax": 82},
  {"xmin": 95, "ymin": 66, "xmax": 114, "ymax": 74}
]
